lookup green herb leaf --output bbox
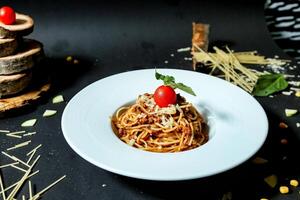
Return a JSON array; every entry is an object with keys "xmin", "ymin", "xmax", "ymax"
[
  {"xmin": 155, "ymin": 70, "xmax": 196, "ymax": 96},
  {"xmin": 252, "ymin": 74, "xmax": 288, "ymax": 96},
  {"xmin": 155, "ymin": 71, "xmax": 175, "ymax": 85},
  {"xmin": 175, "ymin": 83, "xmax": 196, "ymax": 96}
]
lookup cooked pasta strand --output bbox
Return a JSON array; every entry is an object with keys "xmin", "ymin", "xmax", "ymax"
[{"xmin": 112, "ymin": 93, "xmax": 208, "ymax": 153}]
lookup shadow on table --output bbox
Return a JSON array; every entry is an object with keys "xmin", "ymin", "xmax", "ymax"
[
  {"xmin": 44, "ymin": 56, "xmax": 95, "ymax": 95},
  {"xmin": 0, "ymin": 56, "xmax": 95, "ymax": 118},
  {"xmin": 116, "ymin": 109, "xmax": 300, "ymax": 200}
]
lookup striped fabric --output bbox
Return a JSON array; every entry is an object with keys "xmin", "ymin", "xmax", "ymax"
[{"xmin": 265, "ymin": 0, "xmax": 300, "ymax": 63}]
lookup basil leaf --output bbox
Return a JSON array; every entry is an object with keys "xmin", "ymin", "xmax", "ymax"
[
  {"xmin": 252, "ymin": 74, "xmax": 288, "ymax": 96},
  {"xmin": 155, "ymin": 71, "xmax": 175, "ymax": 85},
  {"xmin": 155, "ymin": 71, "xmax": 165, "ymax": 80},
  {"xmin": 175, "ymin": 83, "xmax": 196, "ymax": 96},
  {"xmin": 155, "ymin": 70, "xmax": 197, "ymax": 96}
]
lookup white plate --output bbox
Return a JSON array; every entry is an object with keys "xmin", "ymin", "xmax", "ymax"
[{"xmin": 61, "ymin": 68, "xmax": 268, "ymax": 181}]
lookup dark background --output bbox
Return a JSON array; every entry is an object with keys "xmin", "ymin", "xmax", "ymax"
[{"xmin": 1, "ymin": 0, "xmax": 300, "ymax": 199}]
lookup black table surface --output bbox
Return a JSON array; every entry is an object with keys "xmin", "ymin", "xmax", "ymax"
[{"xmin": 1, "ymin": 0, "xmax": 300, "ymax": 200}]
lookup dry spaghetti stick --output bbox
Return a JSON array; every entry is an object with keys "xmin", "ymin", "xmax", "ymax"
[
  {"xmin": 7, "ymin": 131, "xmax": 25, "ymax": 135},
  {"xmin": 6, "ymin": 131, "xmax": 26, "ymax": 138},
  {"xmin": 31, "ymin": 175, "xmax": 66, "ymax": 200},
  {"xmin": 26, "ymin": 152, "xmax": 35, "ymax": 165},
  {"xmin": 6, "ymin": 155, "xmax": 40, "ymax": 200},
  {"xmin": 10, "ymin": 164, "xmax": 27, "ymax": 173},
  {"xmin": 29, "ymin": 180, "xmax": 33, "ymax": 199},
  {"xmin": 26, "ymin": 144, "xmax": 42, "ymax": 165},
  {"xmin": 23, "ymin": 132, "xmax": 36, "ymax": 137},
  {"xmin": 0, "ymin": 162, "xmax": 19, "ymax": 169},
  {"xmin": 22, "ymin": 195, "xmax": 26, "ymax": 200},
  {"xmin": 0, "ymin": 130, "xmax": 10, "ymax": 133},
  {"xmin": 7, "ymin": 140, "xmax": 31, "ymax": 151},
  {"xmin": 26, "ymin": 144, "xmax": 42, "ymax": 157},
  {"xmin": 0, "ymin": 172, "xmax": 6, "ymax": 200},
  {"xmin": 0, "ymin": 170, "xmax": 39, "ymax": 195},
  {"xmin": 5, "ymin": 134, "xmax": 22, "ymax": 139},
  {"xmin": 1, "ymin": 151, "xmax": 30, "ymax": 168}
]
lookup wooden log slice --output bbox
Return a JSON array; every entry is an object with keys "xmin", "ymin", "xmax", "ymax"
[
  {"xmin": 0, "ymin": 13, "xmax": 34, "ymax": 39},
  {"xmin": 0, "ymin": 39, "xmax": 44, "ymax": 75},
  {"xmin": 0, "ymin": 82, "xmax": 50, "ymax": 113},
  {"xmin": 0, "ymin": 38, "xmax": 18, "ymax": 57},
  {"xmin": 0, "ymin": 72, "xmax": 32, "ymax": 97}
]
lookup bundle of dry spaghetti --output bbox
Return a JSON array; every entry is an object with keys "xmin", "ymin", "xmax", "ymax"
[
  {"xmin": 112, "ymin": 93, "xmax": 208, "ymax": 153},
  {"xmin": 192, "ymin": 45, "xmax": 289, "ymax": 93}
]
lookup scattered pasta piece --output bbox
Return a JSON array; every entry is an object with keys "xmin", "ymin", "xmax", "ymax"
[
  {"xmin": 264, "ymin": 174, "xmax": 277, "ymax": 188},
  {"xmin": 279, "ymin": 186, "xmax": 289, "ymax": 194},
  {"xmin": 6, "ymin": 155, "xmax": 40, "ymax": 200},
  {"xmin": 252, "ymin": 157, "xmax": 268, "ymax": 164},
  {"xmin": 0, "ymin": 172, "xmax": 5, "ymax": 200},
  {"xmin": 66, "ymin": 56, "xmax": 73, "ymax": 62},
  {"xmin": 23, "ymin": 132, "xmax": 36, "ymax": 137},
  {"xmin": 29, "ymin": 180, "xmax": 33, "ymax": 199},
  {"xmin": 0, "ymin": 170, "xmax": 39, "ymax": 195},
  {"xmin": 0, "ymin": 162, "xmax": 19, "ymax": 169},
  {"xmin": 285, "ymin": 109, "xmax": 298, "ymax": 117},
  {"xmin": 21, "ymin": 119, "xmax": 37, "ymax": 127},
  {"xmin": 52, "ymin": 95, "xmax": 64, "ymax": 104},
  {"xmin": 26, "ymin": 144, "xmax": 42, "ymax": 157},
  {"xmin": 7, "ymin": 140, "xmax": 31, "ymax": 151},
  {"xmin": 42, "ymin": 110, "xmax": 57, "ymax": 117},
  {"xmin": 6, "ymin": 131, "xmax": 26, "ymax": 138},
  {"xmin": 6, "ymin": 134, "xmax": 22, "ymax": 139},
  {"xmin": 290, "ymin": 179, "xmax": 299, "ymax": 187},
  {"xmin": 2, "ymin": 151, "xmax": 30, "ymax": 168},
  {"xmin": 26, "ymin": 144, "xmax": 42, "ymax": 165},
  {"xmin": 10, "ymin": 164, "xmax": 27, "ymax": 173},
  {"xmin": 31, "ymin": 175, "xmax": 66, "ymax": 200}
]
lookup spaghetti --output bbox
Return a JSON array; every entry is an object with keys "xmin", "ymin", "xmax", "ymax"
[{"xmin": 112, "ymin": 93, "xmax": 208, "ymax": 153}]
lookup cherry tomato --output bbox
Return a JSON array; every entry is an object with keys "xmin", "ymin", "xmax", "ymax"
[
  {"xmin": 154, "ymin": 85, "xmax": 177, "ymax": 107},
  {"xmin": 0, "ymin": 6, "xmax": 16, "ymax": 25}
]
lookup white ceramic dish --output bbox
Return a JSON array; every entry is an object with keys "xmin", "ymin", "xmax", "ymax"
[{"xmin": 61, "ymin": 68, "xmax": 268, "ymax": 181}]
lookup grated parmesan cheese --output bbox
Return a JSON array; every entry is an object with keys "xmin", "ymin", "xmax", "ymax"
[
  {"xmin": 288, "ymin": 81, "xmax": 300, "ymax": 87},
  {"xmin": 156, "ymin": 105, "xmax": 177, "ymax": 115},
  {"xmin": 282, "ymin": 91, "xmax": 293, "ymax": 95},
  {"xmin": 160, "ymin": 115, "xmax": 175, "ymax": 128},
  {"xmin": 128, "ymin": 139, "xmax": 135, "ymax": 146},
  {"xmin": 177, "ymin": 47, "xmax": 191, "ymax": 52}
]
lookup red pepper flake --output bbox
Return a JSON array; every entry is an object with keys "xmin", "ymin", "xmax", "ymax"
[
  {"xmin": 279, "ymin": 122, "xmax": 288, "ymax": 129},
  {"xmin": 280, "ymin": 138, "xmax": 288, "ymax": 145}
]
